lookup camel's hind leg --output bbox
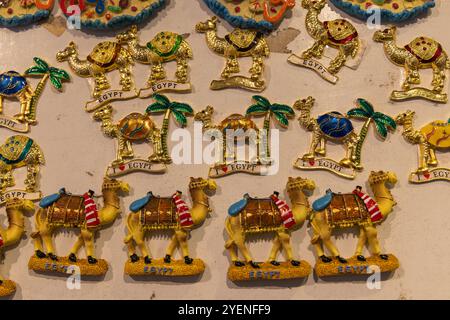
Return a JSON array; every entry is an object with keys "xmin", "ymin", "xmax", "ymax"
[
  {"xmin": 149, "ymin": 57, "xmax": 166, "ymax": 85},
  {"xmin": 92, "ymin": 74, "xmax": 110, "ymax": 98},
  {"xmin": 40, "ymin": 226, "xmax": 57, "ymax": 260},
  {"xmin": 80, "ymin": 228, "xmax": 97, "ymax": 264},
  {"xmin": 175, "ymin": 55, "xmax": 189, "ymax": 83},
  {"xmin": 118, "ymin": 66, "xmax": 133, "ymax": 91},
  {"xmin": 68, "ymin": 235, "xmax": 84, "ymax": 262},
  {"xmin": 249, "ymin": 54, "xmax": 264, "ymax": 82},
  {"xmin": 328, "ymin": 47, "xmax": 348, "ymax": 75},
  {"xmin": 132, "ymin": 227, "xmax": 152, "ymax": 263},
  {"xmin": 428, "ymin": 147, "xmax": 438, "ymax": 166},
  {"xmin": 354, "ymin": 227, "xmax": 367, "ymax": 260},
  {"xmin": 302, "ymin": 40, "xmax": 325, "ymax": 59},
  {"xmin": 303, "ymin": 130, "xmax": 322, "ymax": 160},
  {"xmin": 431, "ymin": 61, "xmax": 445, "ymax": 92},
  {"xmin": 24, "ymin": 164, "xmax": 39, "ymax": 192},
  {"xmin": 221, "ymin": 54, "xmax": 239, "ymax": 79}
]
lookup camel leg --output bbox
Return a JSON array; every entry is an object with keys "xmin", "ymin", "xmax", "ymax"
[
  {"xmin": 0, "ymin": 95, "xmax": 3, "ymax": 114},
  {"xmin": 68, "ymin": 235, "xmax": 84, "ymax": 261},
  {"xmin": 174, "ymin": 229, "xmax": 192, "ymax": 264},
  {"xmin": 93, "ymin": 74, "xmax": 110, "ymax": 97},
  {"xmin": 277, "ymin": 230, "xmax": 300, "ymax": 265},
  {"xmin": 354, "ymin": 227, "xmax": 367, "ymax": 258},
  {"xmin": 175, "ymin": 56, "xmax": 188, "ymax": 83},
  {"xmin": 417, "ymin": 142, "xmax": 429, "ymax": 172},
  {"xmin": 41, "ymin": 227, "xmax": 57, "ymax": 259},
  {"xmin": 118, "ymin": 66, "xmax": 132, "ymax": 91},
  {"xmin": 165, "ymin": 234, "xmax": 179, "ymax": 257},
  {"xmin": 221, "ymin": 55, "xmax": 239, "ymax": 79},
  {"xmin": 149, "ymin": 59, "xmax": 166, "ymax": 85},
  {"xmin": 315, "ymin": 137, "xmax": 326, "ymax": 156},
  {"xmin": 249, "ymin": 55, "xmax": 264, "ymax": 83},
  {"xmin": 302, "ymin": 40, "xmax": 325, "ymax": 59},
  {"xmin": 363, "ymin": 225, "xmax": 383, "ymax": 256},
  {"xmin": 303, "ymin": 130, "xmax": 321, "ymax": 160},
  {"xmin": 328, "ymin": 47, "xmax": 347, "ymax": 75},
  {"xmin": 24, "ymin": 164, "xmax": 39, "ymax": 192},
  {"xmin": 431, "ymin": 63, "xmax": 445, "ymax": 92},
  {"xmin": 80, "ymin": 228, "xmax": 96, "ymax": 262},
  {"xmin": 231, "ymin": 229, "xmax": 255, "ymax": 266},
  {"xmin": 428, "ymin": 147, "xmax": 438, "ymax": 166},
  {"xmin": 148, "ymin": 130, "xmax": 163, "ymax": 162},
  {"xmin": 16, "ymin": 93, "xmax": 30, "ymax": 123},
  {"xmin": 133, "ymin": 228, "xmax": 151, "ymax": 261},
  {"xmin": 4, "ymin": 170, "xmax": 14, "ymax": 189}
]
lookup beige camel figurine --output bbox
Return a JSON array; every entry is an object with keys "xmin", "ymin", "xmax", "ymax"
[
  {"xmin": 56, "ymin": 41, "xmax": 134, "ymax": 98},
  {"xmin": 225, "ymin": 177, "xmax": 314, "ymax": 281},
  {"xmin": 373, "ymin": 26, "xmax": 450, "ymax": 103},
  {"xmin": 28, "ymin": 177, "xmax": 129, "ymax": 276},
  {"xmin": 302, "ymin": 171, "xmax": 399, "ymax": 277},
  {"xmin": 116, "ymin": 26, "xmax": 193, "ymax": 89},
  {"xmin": 195, "ymin": 16, "xmax": 270, "ymax": 91},
  {"xmin": 124, "ymin": 177, "xmax": 216, "ymax": 277},
  {"xmin": 0, "ymin": 199, "xmax": 35, "ymax": 297}
]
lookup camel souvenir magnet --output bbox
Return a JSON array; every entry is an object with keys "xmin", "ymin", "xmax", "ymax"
[
  {"xmin": 225, "ymin": 177, "xmax": 313, "ymax": 281},
  {"xmin": 116, "ymin": 25, "xmax": 193, "ymax": 97},
  {"xmin": 57, "ymin": 40, "xmax": 138, "ymax": 112},
  {"xmin": 293, "ymin": 97, "xmax": 396, "ymax": 179},
  {"xmin": 28, "ymin": 177, "xmax": 130, "ymax": 277},
  {"xmin": 59, "ymin": 0, "xmax": 167, "ymax": 30},
  {"xmin": 0, "ymin": 0, "xmax": 54, "ymax": 27},
  {"xmin": 396, "ymin": 110, "xmax": 450, "ymax": 183},
  {"xmin": 0, "ymin": 58, "xmax": 70, "ymax": 132},
  {"xmin": 124, "ymin": 177, "xmax": 217, "ymax": 278},
  {"xmin": 195, "ymin": 16, "xmax": 270, "ymax": 92},
  {"xmin": 330, "ymin": 0, "xmax": 435, "ymax": 23},
  {"xmin": 202, "ymin": 0, "xmax": 296, "ymax": 30},
  {"xmin": 195, "ymin": 95, "xmax": 294, "ymax": 178},
  {"xmin": 94, "ymin": 94, "xmax": 193, "ymax": 177},
  {"xmin": 310, "ymin": 171, "xmax": 399, "ymax": 277},
  {"xmin": 288, "ymin": 0, "xmax": 364, "ymax": 84},
  {"xmin": 373, "ymin": 27, "xmax": 449, "ymax": 103}
]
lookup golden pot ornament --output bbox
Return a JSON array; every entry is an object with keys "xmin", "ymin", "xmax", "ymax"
[
  {"xmin": 373, "ymin": 26, "xmax": 449, "ymax": 103},
  {"xmin": 93, "ymin": 94, "xmax": 193, "ymax": 177},
  {"xmin": 396, "ymin": 110, "xmax": 450, "ymax": 183},
  {"xmin": 225, "ymin": 177, "xmax": 314, "ymax": 281},
  {"xmin": 56, "ymin": 40, "xmax": 138, "ymax": 112},
  {"xmin": 116, "ymin": 26, "xmax": 193, "ymax": 98},
  {"xmin": 195, "ymin": 95, "xmax": 294, "ymax": 178},
  {"xmin": 195, "ymin": 16, "xmax": 270, "ymax": 92},
  {"xmin": 293, "ymin": 97, "xmax": 396, "ymax": 179},
  {"xmin": 309, "ymin": 171, "xmax": 399, "ymax": 277},
  {"xmin": 124, "ymin": 177, "xmax": 217, "ymax": 278},
  {"xmin": 28, "ymin": 177, "xmax": 130, "ymax": 277},
  {"xmin": 287, "ymin": 0, "xmax": 364, "ymax": 84},
  {"xmin": 0, "ymin": 57, "xmax": 70, "ymax": 132}
]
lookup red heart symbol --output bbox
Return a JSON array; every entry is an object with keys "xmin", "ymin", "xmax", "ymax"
[
  {"xmin": 423, "ymin": 171, "xmax": 430, "ymax": 179},
  {"xmin": 119, "ymin": 164, "xmax": 126, "ymax": 171},
  {"xmin": 308, "ymin": 160, "xmax": 315, "ymax": 166},
  {"xmin": 222, "ymin": 166, "xmax": 228, "ymax": 173}
]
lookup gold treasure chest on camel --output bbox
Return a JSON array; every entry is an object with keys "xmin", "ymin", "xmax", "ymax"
[
  {"xmin": 40, "ymin": 191, "xmax": 87, "ymax": 228},
  {"xmin": 322, "ymin": 193, "xmax": 372, "ymax": 228},
  {"xmin": 139, "ymin": 194, "xmax": 178, "ymax": 230}
]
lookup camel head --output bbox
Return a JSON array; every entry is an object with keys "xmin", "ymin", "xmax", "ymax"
[
  {"xmin": 286, "ymin": 176, "xmax": 316, "ymax": 195},
  {"xmin": 5, "ymin": 198, "xmax": 35, "ymax": 213},
  {"xmin": 395, "ymin": 110, "xmax": 415, "ymax": 125},
  {"xmin": 116, "ymin": 25, "xmax": 138, "ymax": 44},
  {"xmin": 293, "ymin": 96, "xmax": 315, "ymax": 111},
  {"xmin": 301, "ymin": 0, "xmax": 326, "ymax": 11},
  {"xmin": 102, "ymin": 177, "xmax": 130, "ymax": 194},
  {"xmin": 56, "ymin": 41, "xmax": 77, "ymax": 62},
  {"xmin": 189, "ymin": 177, "xmax": 217, "ymax": 194},
  {"xmin": 195, "ymin": 16, "xmax": 218, "ymax": 33},
  {"xmin": 194, "ymin": 105, "xmax": 214, "ymax": 122},
  {"xmin": 93, "ymin": 105, "xmax": 113, "ymax": 122},
  {"xmin": 369, "ymin": 170, "xmax": 398, "ymax": 187},
  {"xmin": 373, "ymin": 26, "xmax": 397, "ymax": 43}
]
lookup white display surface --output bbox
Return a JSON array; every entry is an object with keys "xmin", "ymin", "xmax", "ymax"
[{"xmin": 1, "ymin": 0, "xmax": 449, "ymax": 300}]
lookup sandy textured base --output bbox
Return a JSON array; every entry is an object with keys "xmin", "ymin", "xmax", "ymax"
[
  {"xmin": 210, "ymin": 76, "xmax": 265, "ymax": 92},
  {"xmin": 125, "ymin": 258, "xmax": 205, "ymax": 276},
  {"xmin": 228, "ymin": 261, "xmax": 311, "ymax": 281},
  {"xmin": 315, "ymin": 254, "xmax": 400, "ymax": 278},
  {"xmin": 28, "ymin": 256, "xmax": 108, "ymax": 276},
  {"xmin": 0, "ymin": 280, "xmax": 16, "ymax": 297}
]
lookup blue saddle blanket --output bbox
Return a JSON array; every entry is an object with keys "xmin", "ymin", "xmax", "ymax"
[
  {"xmin": 130, "ymin": 192, "xmax": 153, "ymax": 212},
  {"xmin": 39, "ymin": 188, "xmax": 66, "ymax": 208},
  {"xmin": 312, "ymin": 189, "xmax": 334, "ymax": 212},
  {"xmin": 228, "ymin": 194, "xmax": 249, "ymax": 216}
]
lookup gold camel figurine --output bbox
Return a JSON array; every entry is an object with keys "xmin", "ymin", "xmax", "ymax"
[
  {"xmin": 373, "ymin": 26, "xmax": 450, "ymax": 103},
  {"xmin": 305, "ymin": 171, "xmax": 399, "ymax": 277},
  {"xmin": 396, "ymin": 110, "xmax": 450, "ymax": 183},
  {"xmin": 195, "ymin": 16, "xmax": 270, "ymax": 91},
  {"xmin": 116, "ymin": 25, "xmax": 193, "ymax": 93},
  {"xmin": 288, "ymin": 0, "xmax": 362, "ymax": 83},
  {"xmin": 124, "ymin": 177, "xmax": 217, "ymax": 277},
  {"xmin": 225, "ymin": 177, "xmax": 314, "ymax": 281},
  {"xmin": 0, "ymin": 199, "xmax": 35, "ymax": 297},
  {"xmin": 28, "ymin": 177, "xmax": 130, "ymax": 276},
  {"xmin": 56, "ymin": 41, "xmax": 134, "ymax": 98}
]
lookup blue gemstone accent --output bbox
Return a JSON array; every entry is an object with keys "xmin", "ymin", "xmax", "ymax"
[
  {"xmin": 0, "ymin": 71, "xmax": 28, "ymax": 96},
  {"xmin": 317, "ymin": 112, "xmax": 354, "ymax": 139}
]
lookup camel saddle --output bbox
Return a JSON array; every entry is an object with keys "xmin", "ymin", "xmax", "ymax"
[
  {"xmin": 405, "ymin": 37, "xmax": 441, "ymax": 64},
  {"xmin": 323, "ymin": 193, "xmax": 371, "ymax": 228},
  {"xmin": 46, "ymin": 194, "xmax": 86, "ymax": 228},
  {"xmin": 231, "ymin": 195, "xmax": 282, "ymax": 233},
  {"xmin": 324, "ymin": 20, "xmax": 358, "ymax": 45},
  {"xmin": 225, "ymin": 29, "xmax": 262, "ymax": 52},
  {"xmin": 138, "ymin": 195, "xmax": 178, "ymax": 230},
  {"xmin": 87, "ymin": 41, "xmax": 122, "ymax": 69}
]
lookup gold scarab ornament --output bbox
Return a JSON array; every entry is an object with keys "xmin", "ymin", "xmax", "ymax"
[
  {"xmin": 195, "ymin": 16, "xmax": 270, "ymax": 92},
  {"xmin": 396, "ymin": 110, "xmax": 450, "ymax": 183},
  {"xmin": 225, "ymin": 177, "xmax": 313, "ymax": 281},
  {"xmin": 309, "ymin": 171, "xmax": 399, "ymax": 278},
  {"xmin": 124, "ymin": 177, "xmax": 217, "ymax": 278},
  {"xmin": 117, "ymin": 26, "xmax": 193, "ymax": 98},
  {"xmin": 288, "ymin": 0, "xmax": 364, "ymax": 84},
  {"xmin": 374, "ymin": 26, "xmax": 450, "ymax": 103}
]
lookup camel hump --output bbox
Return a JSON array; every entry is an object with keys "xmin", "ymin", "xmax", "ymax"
[
  {"xmin": 139, "ymin": 195, "xmax": 178, "ymax": 229},
  {"xmin": 0, "ymin": 135, "xmax": 34, "ymax": 165},
  {"xmin": 225, "ymin": 29, "xmax": 261, "ymax": 52},
  {"xmin": 0, "ymin": 71, "xmax": 28, "ymax": 96},
  {"xmin": 324, "ymin": 20, "xmax": 358, "ymax": 45},
  {"xmin": 406, "ymin": 37, "xmax": 442, "ymax": 63},
  {"xmin": 87, "ymin": 41, "xmax": 121, "ymax": 68},
  {"xmin": 324, "ymin": 193, "xmax": 371, "ymax": 228},
  {"xmin": 119, "ymin": 113, "xmax": 155, "ymax": 141},
  {"xmin": 317, "ymin": 112, "xmax": 354, "ymax": 139},
  {"xmin": 147, "ymin": 32, "xmax": 182, "ymax": 57},
  {"xmin": 219, "ymin": 114, "xmax": 257, "ymax": 131},
  {"xmin": 420, "ymin": 121, "xmax": 450, "ymax": 148}
]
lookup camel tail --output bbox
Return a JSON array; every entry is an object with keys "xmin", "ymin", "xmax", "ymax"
[
  {"xmin": 30, "ymin": 208, "xmax": 43, "ymax": 239},
  {"xmin": 123, "ymin": 213, "xmax": 134, "ymax": 244},
  {"xmin": 224, "ymin": 217, "xmax": 235, "ymax": 249}
]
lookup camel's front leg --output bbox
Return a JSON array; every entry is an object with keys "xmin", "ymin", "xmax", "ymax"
[
  {"xmin": 16, "ymin": 91, "xmax": 32, "ymax": 123},
  {"xmin": 148, "ymin": 57, "xmax": 166, "ymax": 85},
  {"xmin": 302, "ymin": 40, "xmax": 325, "ymax": 59},
  {"xmin": 428, "ymin": 147, "xmax": 438, "ymax": 166},
  {"xmin": 68, "ymin": 235, "xmax": 84, "ymax": 262},
  {"xmin": 328, "ymin": 47, "xmax": 347, "ymax": 75},
  {"xmin": 81, "ymin": 228, "xmax": 97, "ymax": 264},
  {"xmin": 24, "ymin": 164, "xmax": 39, "ymax": 192},
  {"xmin": 363, "ymin": 225, "xmax": 387, "ymax": 260},
  {"xmin": 221, "ymin": 54, "xmax": 239, "ymax": 79},
  {"xmin": 354, "ymin": 227, "xmax": 367, "ymax": 260},
  {"xmin": 174, "ymin": 229, "xmax": 193, "ymax": 264},
  {"xmin": 403, "ymin": 58, "xmax": 420, "ymax": 90},
  {"xmin": 277, "ymin": 230, "xmax": 300, "ymax": 265},
  {"xmin": 93, "ymin": 74, "xmax": 110, "ymax": 98},
  {"xmin": 417, "ymin": 142, "xmax": 429, "ymax": 172},
  {"xmin": 175, "ymin": 55, "xmax": 189, "ymax": 83},
  {"xmin": 303, "ymin": 130, "xmax": 321, "ymax": 160},
  {"xmin": 314, "ymin": 137, "xmax": 326, "ymax": 156},
  {"xmin": 431, "ymin": 63, "xmax": 445, "ymax": 92},
  {"xmin": 249, "ymin": 54, "xmax": 264, "ymax": 82},
  {"xmin": 148, "ymin": 129, "xmax": 163, "ymax": 162},
  {"xmin": 118, "ymin": 66, "xmax": 133, "ymax": 92},
  {"xmin": 118, "ymin": 136, "xmax": 133, "ymax": 159}
]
